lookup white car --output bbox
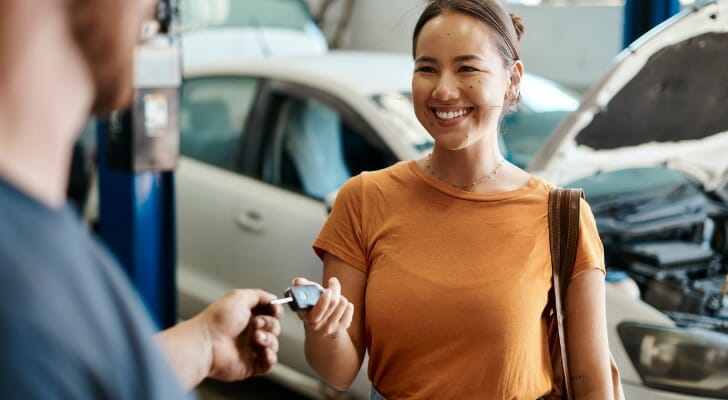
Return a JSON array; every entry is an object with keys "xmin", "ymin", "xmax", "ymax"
[
  {"xmin": 179, "ymin": 0, "xmax": 328, "ymax": 68},
  {"xmin": 86, "ymin": 2, "xmax": 728, "ymax": 398}
]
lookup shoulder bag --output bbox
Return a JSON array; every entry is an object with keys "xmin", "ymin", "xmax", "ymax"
[{"xmin": 546, "ymin": 187, "xmax": 625, "ymax": 400}]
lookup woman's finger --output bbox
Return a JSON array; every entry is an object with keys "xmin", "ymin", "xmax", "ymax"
[
  {"xmin": 323, "ymin": 297, "xmax": 350, "ymax": 335},
  {"xmin": 310, "ymin": 288, "xmax": 332, "ymax": 326},
  {"xmin": 292, "ymin": 277, "xmax": 324, "ymax": 291},
  {"xmin": 319, "ymin": 281, "xmax": 342, "ymax": 323},
  {"xmin": 340, "ymin": 302, "xmax": 354, "ymax": 329}
]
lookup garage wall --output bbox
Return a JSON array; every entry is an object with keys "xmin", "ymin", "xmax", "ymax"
[{"xmin": 306, "ymin": 0, "xmax": 626, "ymax": 92}]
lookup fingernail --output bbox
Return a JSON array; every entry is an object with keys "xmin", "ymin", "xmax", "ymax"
[
  {"xmin": 257, "ymin": 332, "xmax": 266, "ymax": 342},
  {"xmin": 256, "ymin": 317, "xmax": 265, "ymax": 328}
]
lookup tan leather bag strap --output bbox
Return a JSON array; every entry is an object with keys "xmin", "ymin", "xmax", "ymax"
[{"xmin": 548, "ymin": 187, "xmax": 583, "ymax": 400}]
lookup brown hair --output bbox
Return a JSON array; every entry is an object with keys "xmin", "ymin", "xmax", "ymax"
[{"xmin": 412, "ymin": 0, "xmax": 525, "ymax": 69}]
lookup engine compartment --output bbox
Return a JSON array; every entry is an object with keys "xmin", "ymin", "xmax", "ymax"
[{"xmin": 583, "ymin": 170, "xmax": 728, "ymax": 333}]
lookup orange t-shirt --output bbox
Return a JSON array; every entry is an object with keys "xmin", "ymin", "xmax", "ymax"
[{"xmin": 313, "ymin": 161, "xmax": 605, "ymax": 400}]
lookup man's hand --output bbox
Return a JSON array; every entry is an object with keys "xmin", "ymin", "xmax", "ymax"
[
  {"xmin": 202, "ymin": 289, "xmax": 283, "ymax": 381},
  {"xmin": 157, "ymin": 289, "xmax": 283, "ymax": 389}
]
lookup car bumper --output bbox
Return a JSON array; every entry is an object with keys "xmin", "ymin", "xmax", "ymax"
[{"xmin": 624, "ymin": 381, "xmax": 723, "ymax": 399}]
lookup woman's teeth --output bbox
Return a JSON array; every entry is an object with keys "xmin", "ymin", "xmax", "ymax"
[{"xmin": 435, "ymin": 109, "xmax": 471, "ymax": 120}]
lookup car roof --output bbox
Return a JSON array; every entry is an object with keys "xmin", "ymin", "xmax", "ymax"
[{"xmin": 184, "ymin": 50, "xmax": 415, "ymax": 97}]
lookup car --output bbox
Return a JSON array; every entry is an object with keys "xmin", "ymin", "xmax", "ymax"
[
  {"xmin": 179, "ymin": 0, "xmax": 328, "ymax": 68},
  {"xmin": 526, "ymin": 1, "xmax": 728, "ymax": 397},
  {"xmin": 171, "ymin": 50, "xmax": 580, "ymax": 398}
]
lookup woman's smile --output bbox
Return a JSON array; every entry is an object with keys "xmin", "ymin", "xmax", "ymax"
[{"xmin": 431, "ymin": 106, "xmax": 475, "ymax": 126}]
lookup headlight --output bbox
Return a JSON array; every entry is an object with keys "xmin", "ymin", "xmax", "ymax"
[{"xmin": 618, "ymin": 322, "xmax": 728, "ymax": 398}]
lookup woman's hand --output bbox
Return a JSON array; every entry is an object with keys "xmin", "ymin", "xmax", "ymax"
[
  {"xmin": 293, "ymin": 277, "xmax": 354, "ymax": 338},
  {"xmin": 295, "ymin": 254, "xmax": 367, "ymax": 391}
]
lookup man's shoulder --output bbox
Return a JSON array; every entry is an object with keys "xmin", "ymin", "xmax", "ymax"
[{"xmin": 0, "ymin": 233, "xmax": 192, "ymax": 400}]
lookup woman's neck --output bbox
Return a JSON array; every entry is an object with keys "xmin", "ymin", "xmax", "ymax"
[
  {"xmin": 424, "ymin": 135, "xmax": 531, "ymax": 193},
  {"xmin": 430, "ymin": 136, "xmax": 505, "ymax": 181}
]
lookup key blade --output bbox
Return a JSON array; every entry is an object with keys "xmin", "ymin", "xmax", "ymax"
[{"xmin": 271, "ymin": 296, "xmax": 293, "ymax": 305}]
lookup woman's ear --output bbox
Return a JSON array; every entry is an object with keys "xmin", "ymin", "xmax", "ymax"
[{"xmin": 507, "ymin": 60, "xmax": 524, "ymax": 103}]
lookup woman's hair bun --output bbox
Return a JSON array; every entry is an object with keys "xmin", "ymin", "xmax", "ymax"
[{"xmin": 509, "ymin": 13, "xmax": 525, "ymax": 41}]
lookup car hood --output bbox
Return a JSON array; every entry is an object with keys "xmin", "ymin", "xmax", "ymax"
[{"xmin": 529, "ymin": 0, "xmax": 728, "ymax": 190}]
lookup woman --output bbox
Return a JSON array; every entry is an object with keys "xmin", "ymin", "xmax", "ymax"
[{"xmin": 295, "ymin": 1, "xmax": 614, "ymax": 398}]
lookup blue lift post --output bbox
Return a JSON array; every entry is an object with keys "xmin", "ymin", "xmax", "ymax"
[
  {"xmin": 97, "ymin": 136, "xmax": 177, "ymax": 329},
  {"xmin": 623, "ymin": 0, "xmax": 681, "ymax": 48},
  {"xmin": 97, "ymin": 0, "xmax": 181, "ymax": 329}
]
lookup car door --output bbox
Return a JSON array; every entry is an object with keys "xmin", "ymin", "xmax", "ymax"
[
  {"xmin": 229, "ymin": 81, "xmax": 397, "ymax": 377},
  {"xmin": 232, "ymin": 81, "xmax": 397, "ymax": 292},
  {"xmin": 175, "ymin": 75, "xmax": 266, "ymax": 317}
]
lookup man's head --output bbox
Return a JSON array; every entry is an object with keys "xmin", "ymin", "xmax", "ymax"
[{"xmin": 67, "ymin": 0, "xmax": 156, "ymax": 115}]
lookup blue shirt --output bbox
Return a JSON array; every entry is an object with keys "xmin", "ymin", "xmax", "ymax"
[{"xmin": 0, "ymin": 176, "xmax": 194, "ymax": 399}]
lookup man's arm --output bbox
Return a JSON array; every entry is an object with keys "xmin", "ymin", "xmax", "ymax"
[{"xmin": 156, "ymin": 289, "xmax": 282, "ymax": 389}]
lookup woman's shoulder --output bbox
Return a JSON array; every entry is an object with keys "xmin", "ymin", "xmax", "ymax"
[
  {"xmin": 335, "ymin": 161, "xmax": 412, "ymax": 199},
  {"xmin": 356, "ymin": 161, "xmax": 415, "ymax": 187}
]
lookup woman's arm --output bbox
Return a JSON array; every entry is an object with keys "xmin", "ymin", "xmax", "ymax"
[
  {"xmin": 295, "ymin": 253, "xmax": 367, "ymax": 391},
  {"xmin": 565, "ymin": 269, "xmax": 614, "ymax": 400}
]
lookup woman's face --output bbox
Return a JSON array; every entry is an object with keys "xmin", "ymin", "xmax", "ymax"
[{"xmin": 412, "ymin": 11, "xmax": 519, "ymax": 151}]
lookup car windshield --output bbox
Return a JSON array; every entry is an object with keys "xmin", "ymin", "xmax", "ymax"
[
  {"xmin": 501, "ymin": 75, "xmax": 579, "ymax": 168},
  {"xmin": 565, "ymin": 167, "xmax": 702, "ymax": 205},
  {"xmin": 373, "ymin": 92, "xmax": 433, "ymax": 153},
  {"xmin": 180, "ymin": 0, "xmax": 314, "ymax": 32}
]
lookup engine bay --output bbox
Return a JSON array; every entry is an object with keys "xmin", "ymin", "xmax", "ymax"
[{"xmin": 578, "ymin": 168, "xmax": 728, "ymax": 333}]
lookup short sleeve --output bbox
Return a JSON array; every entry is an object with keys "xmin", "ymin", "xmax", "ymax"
[
  {"xmin": 313, "ymin": 174, "xmax": 369, "ymax": 273},
  {"xmin": 571, "ymin": 198, "xmax": 606, "ymax": 280},
  {"xmin": 0, "ymin": 311, "xmax": 94, "ymax": 399}
]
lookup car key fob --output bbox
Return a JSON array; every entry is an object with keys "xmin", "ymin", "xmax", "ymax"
[{"xmin": 271, "ymin": 285, "xmax": 323, "ymax": 311}]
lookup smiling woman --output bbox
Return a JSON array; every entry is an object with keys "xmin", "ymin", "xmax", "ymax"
[{"xmin": 296, "ymin": 1, "xmax": 618, "ymax": 400}]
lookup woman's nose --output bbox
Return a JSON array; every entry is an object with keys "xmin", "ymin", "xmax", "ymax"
[{"xmin": 432, "ymin": 73, "xmax": 459, "ymax": 101}]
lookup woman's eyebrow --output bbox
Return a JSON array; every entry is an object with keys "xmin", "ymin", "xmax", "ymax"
[
  {"xmin": 415, "ymin": 55, "xmax": 485, "ymax": 64},
  {"xmin": 453, "ymin": 54, "xmax": 484, "ymax": 63},
  {"xmin": 414, "ymin": 56, "xmax": 437, "ymax": 64}
]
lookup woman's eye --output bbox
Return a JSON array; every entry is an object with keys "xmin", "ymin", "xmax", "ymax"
[
  {"xmin": 460, "ymin": 66, "xmax": 477, "ymax": 72},
  {"xmin": 417, "ymin": 66, "xmax": 436, "ymax": 73}
]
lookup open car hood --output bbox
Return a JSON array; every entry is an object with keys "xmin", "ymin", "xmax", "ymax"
[{"xmin": 529, "ymin": 0, "xmax": 728, "ymax": 190}]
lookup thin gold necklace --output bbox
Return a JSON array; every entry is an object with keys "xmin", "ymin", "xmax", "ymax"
[{"xmin": 425, "ymin": 153, "xmax": 505, "ymax": 191}]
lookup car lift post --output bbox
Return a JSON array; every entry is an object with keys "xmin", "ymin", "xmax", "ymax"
[
  {"xmin": 623, "ymin": 0, "xmax": 681, "ymax": 49},
  {"xmin": 96, "ymin": 0, "xmax": 181, "ymax": 329}
]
